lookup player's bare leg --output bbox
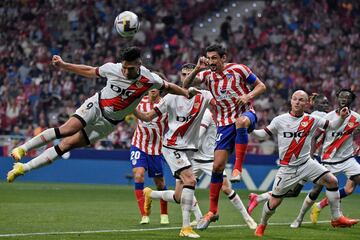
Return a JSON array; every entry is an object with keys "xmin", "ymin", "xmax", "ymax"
[
  {"xmin": 231, "ymin": 116, "xmax": 251, "ymax": 182},
  {"xmin": 153, "ymin": 177, "xmax": 169, "ymax": 224},
  {"xmin": 8, "ymin": 130, "xmax": 88, "ymax": 182},
  {"xmin": 222, "ymin": 177, "xmax": 257, "ymax": 229},
  {"xmin": 11, "ymin": 117, "xmax": 84, "ymax": 162},
  {"xmin": 197, "ymin": 150, "xmax": 226, "ymax": 230}
]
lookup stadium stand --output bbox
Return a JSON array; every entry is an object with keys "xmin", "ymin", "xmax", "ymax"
[{"xmin": 0, "ymin": 0, "xmax": 359, "ymax": 155}]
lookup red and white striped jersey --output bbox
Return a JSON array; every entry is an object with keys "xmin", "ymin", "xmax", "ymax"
[
  {"xmin": 96, "ymin": 63, "xmax": 164, "ymax": 122},
  {"xmin": 265, "ymin": 112, "xmax": 328, "ymax": 166},
  {"xmin": 131, "ymin": 96, "xmax": 168, "ymax": 155},
  {"xmin": 321, "ymin": 110, "xmax": 360, "ymax": 162},
  {"xmin": 155, "ymin": 90, "xmax": 213, "ymax": 150},
  {"xmin": 196, "ymin": 63, "xmax": 256, "ymax": 126}
]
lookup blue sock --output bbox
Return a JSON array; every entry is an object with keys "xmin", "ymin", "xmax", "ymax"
[
  {"xmin": 135, "ymin": 182, "xmax": 144, "ymax": 190},
  {"xmin": 235, "ymin": 128, "xmax": 248, "ymax": 144},
  {"xmin": 211, "ymin": 171, "xmax": 223, "ymax": 183},
  {"xmin": 339, "ymin": 188, "xmax": 348, "ymax": 199}
]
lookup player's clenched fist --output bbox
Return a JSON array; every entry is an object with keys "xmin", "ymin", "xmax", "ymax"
[
  {"xmin": 339, "ymin": 106, "xmax": 349, "ymax": 118},
  {"xmin": 52, "ymin": 55, "xmax": 65, "ymax": 68},
  {"xmin": 195, "ymin": 56, "xmax": 209, "ymax": 71}
]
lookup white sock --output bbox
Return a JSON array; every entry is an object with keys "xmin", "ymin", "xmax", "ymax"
[
  {"xmin": 257, "ymin": 192, "xmax": 271, "ymax": 203},
  {"xmin": 192, "ymin": 195, "xmax": 202, "ymax": 221},
  {"xmin": 228, "ymin": 190, "xmax": 251, "ymax": 220},
  {"xmin": 23, "ymin": 147, "xmax": 59, "ymax": 172},
  {"xmin": 21, "ymin": 128, "xmax": 57, "ymax": 152},
  {"xmin": 260, "ymin": 201, "xmax": 276, "ymax": 225},
  {"xmin": 326, "ymin": 189, "xmax": 342, "ymax": 219},
  {"xmin": 181, "ymin": 186, "xmax": 195, "ymax": 227},
  {"xmin": 150, "ymin": 190, "xmax": 176, "ymax": 203},
  {"xmin": 296, "ymin": 194, "xmax": 314, "ymax": 221}
]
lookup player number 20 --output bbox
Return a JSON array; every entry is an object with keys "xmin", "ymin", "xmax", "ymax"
[{"xmin": 130, "ymin": 151, "xmax": 141, "ymax": 160}]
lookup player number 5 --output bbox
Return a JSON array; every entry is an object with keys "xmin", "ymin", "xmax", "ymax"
[{"xmin": 173, "ymin": 151, "xmax": 181, "ymax": 159}]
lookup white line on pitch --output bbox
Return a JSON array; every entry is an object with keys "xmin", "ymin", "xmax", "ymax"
[{"xmin": 0, "ymin": 220, "xmax": 338, "ymax": 238}]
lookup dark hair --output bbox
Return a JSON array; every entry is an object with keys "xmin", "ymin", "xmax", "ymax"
[
  {"xmin": 205, "ymin": 44, "xmax": 226, "ymax": 57},
  {"xmin": 120, "ymin": 47, "xmax": 141, "ymax": 62},
  {"xmin": 181, "ymin": 63, "xmax": 196, "ymax": 70},
  {"xmin": 336, "ymin": 88, "xmax": 356, "ymax": 102}
]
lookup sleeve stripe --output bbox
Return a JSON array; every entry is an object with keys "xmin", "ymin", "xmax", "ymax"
[
  {"xmin": 264, "ymin": 127, "xmax": 273, "ymax": 136},
  {"xmin": 95, "ymin": 67, "xmax": 100, "ymax": 77},
  {"xmin": 200, "ymin": 124, "xmax": 209, "ymax": 129}
]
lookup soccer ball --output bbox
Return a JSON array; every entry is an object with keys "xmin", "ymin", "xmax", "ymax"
[{"xmin": 114, "ymin": 11, "xmax": 140, "ymax": 38}]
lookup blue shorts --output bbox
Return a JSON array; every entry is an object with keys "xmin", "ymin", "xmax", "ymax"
[
  {"xmin": 215, "ymin": 111, "xmax": 257, "ymax": 153},
  {"xmin": 130, "ymin": 145, "xmax": 164, "ymax": 178}
]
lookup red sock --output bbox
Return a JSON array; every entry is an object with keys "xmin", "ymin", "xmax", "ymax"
[
  {"xmin": 135, "ymin": 189, "xmax": 146, "ymax": 216},
  {"xmin": 209, "ymin": 182, "xmax": 223, "ymax": 214},
  {"xmin": 234, "ymin": 143, "xmax": 248, "ymax": 171},
  {"xmin": 319, "ymin": 197, "xmax": 329, "ymax": 209},
  {"xmin": 160, "ymin": 199, "xmax": 168, "ymax": 214}
]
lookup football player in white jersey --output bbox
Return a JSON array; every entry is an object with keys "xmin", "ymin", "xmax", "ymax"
[
  {"xmin": 135, "ymin": 63, "xmax": 214, "ymax": 238},
  {"xmin": 247, "ymin": 94, "xmax": 330, "ymax": 216},
  {"xmin": 250, "ymin": 90, "xmax": 357, "ymax": 237},
  {"xmin": 291, "ymin": 89, "xmax": 360, "ymax": 227},
  {"xmin": 7, "ymin": 47, "xmax": 197, "ymax": 183}
]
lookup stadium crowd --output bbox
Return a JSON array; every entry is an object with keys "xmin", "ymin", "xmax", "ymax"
[{"xmin": 0, "ymin": 0, "xmax": 359, "ymax": 154}]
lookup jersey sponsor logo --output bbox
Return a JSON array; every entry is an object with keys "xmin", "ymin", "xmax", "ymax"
[
  {"xmin": 331, "ymin": 131, "xmax": 351, "ymax": 137},
  {"xmin": 110, "ymin": 84, "xmax": 136, "ymax": 99},
  {"xmin": 280, "ymin": 116, "xmax": 315, "ymax": 165},
  {"xmin": 283, "ymin": 131, "xmax": 309, "ymax": 138},
  {"xmin": 176, "ymin": 115, "xmax": 193, "ymax": 122}
]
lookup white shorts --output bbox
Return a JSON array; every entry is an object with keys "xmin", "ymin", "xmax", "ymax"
[
  {"xmin": 323, "ymin": 158, "xmax": 360, "ymax": 180},
  {"xmin": 272, "ymin": 159, "xmax": 329, "ymax": 197},
  {"xmin": 162, "ymin": 147, "xmax": 193, "ymax": 179},
  {"xmin": 74, "ymin": 93, "xmax": 116, "ymax": 144},
  {"xmin": 191, "ymin": 159, "xmax": 227, "ymax": 179}
]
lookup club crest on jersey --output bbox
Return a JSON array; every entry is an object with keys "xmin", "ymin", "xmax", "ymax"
[
  {"xmin": 194, "ymin": 102, "xmax": 200, "ymax": 109},
  {"xmin": 348, "ymin": 122, "xmax": 354, "ymax": 128},
  {"xmin": 135, "ymin": 81, "xmax": 143, "ymax": 88},
  {"xmin": 220, "ymin": 89, "xmax": 228, "ymax": 95},
  {"xmin": 301, "ymin": 121, "xmax": 308, "ymax": 127},
  {"xmin": 226, "ymin": 73, "xmax": 234, "ymax": 80}
]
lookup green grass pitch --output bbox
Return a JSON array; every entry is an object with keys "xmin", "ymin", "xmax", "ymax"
[{"xmin": 0, "ymin": 182, "xmax": 359, "ymax": 239}]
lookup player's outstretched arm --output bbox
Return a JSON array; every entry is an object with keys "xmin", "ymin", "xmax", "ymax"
[
  {"xmin": 162, "ymin": 81, "xmax": 199, "ymax": 98},
  {"xmin": 133, "ymin": 108, "xmax": 158, "ymax": 122},
  {"xmin": 182, "ymin": 57, "xmax": 208, "ymax": 88},
  {"xmin": 250, "ymin": 129, "xmax": 270, "ymax": 140},
  {"xmin": 52, "ymin": 55, "xmax": 98, "ymax": 78}
]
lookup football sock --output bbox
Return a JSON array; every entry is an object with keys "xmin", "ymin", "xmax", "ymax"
[
  {"xmin": 296, "ymin": 194, "xmax": 314, "ymax": 220},
  {"xmin": 318, "ymin": 188, "xmax": 348, "ymax": 209},
  {"xmin": 260, "ymin": 201, "xmax": 276, "ymax": 225},
  {"xmin": 150, "ymin": 190, "xmax": 176, "ymax": 202},
  {"xmin": 21, "ymin": 128, "xmax": 59, "ymax": 152},
  {"xmin": 228, "ymin": 190, "xmax": 251, "ymax": 219},
  {"xmin": 234, "ymin": 128, "xmax": 248, "ymax": 172},
  {"xmin": 181, "ymin": 186, "xmax": 195, "ymax": 227},
  {"xmin": 326, "ymin": 188, "xmax": 342, "ymax": 219},
  {"xmin": 209, "ymin": 172, "xmax": 223, "ymax": 214},
  {"xmin": 257, "ymin": 192, "xmax": 271, "ymax": 203},
  {"xmin": 23, "ymin": 146, "xmax": 61, "ymax": 171},
  {"xmin": 192, "ymin": 196, "xmax": 203, "ymax": 221},
  {"xmin": 158, "ymin": 186, "xmax": 168, "ymax": 215},
  {"xmin": 134, "ymin": 182, "xmax": 145, "ymax": 216}
]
